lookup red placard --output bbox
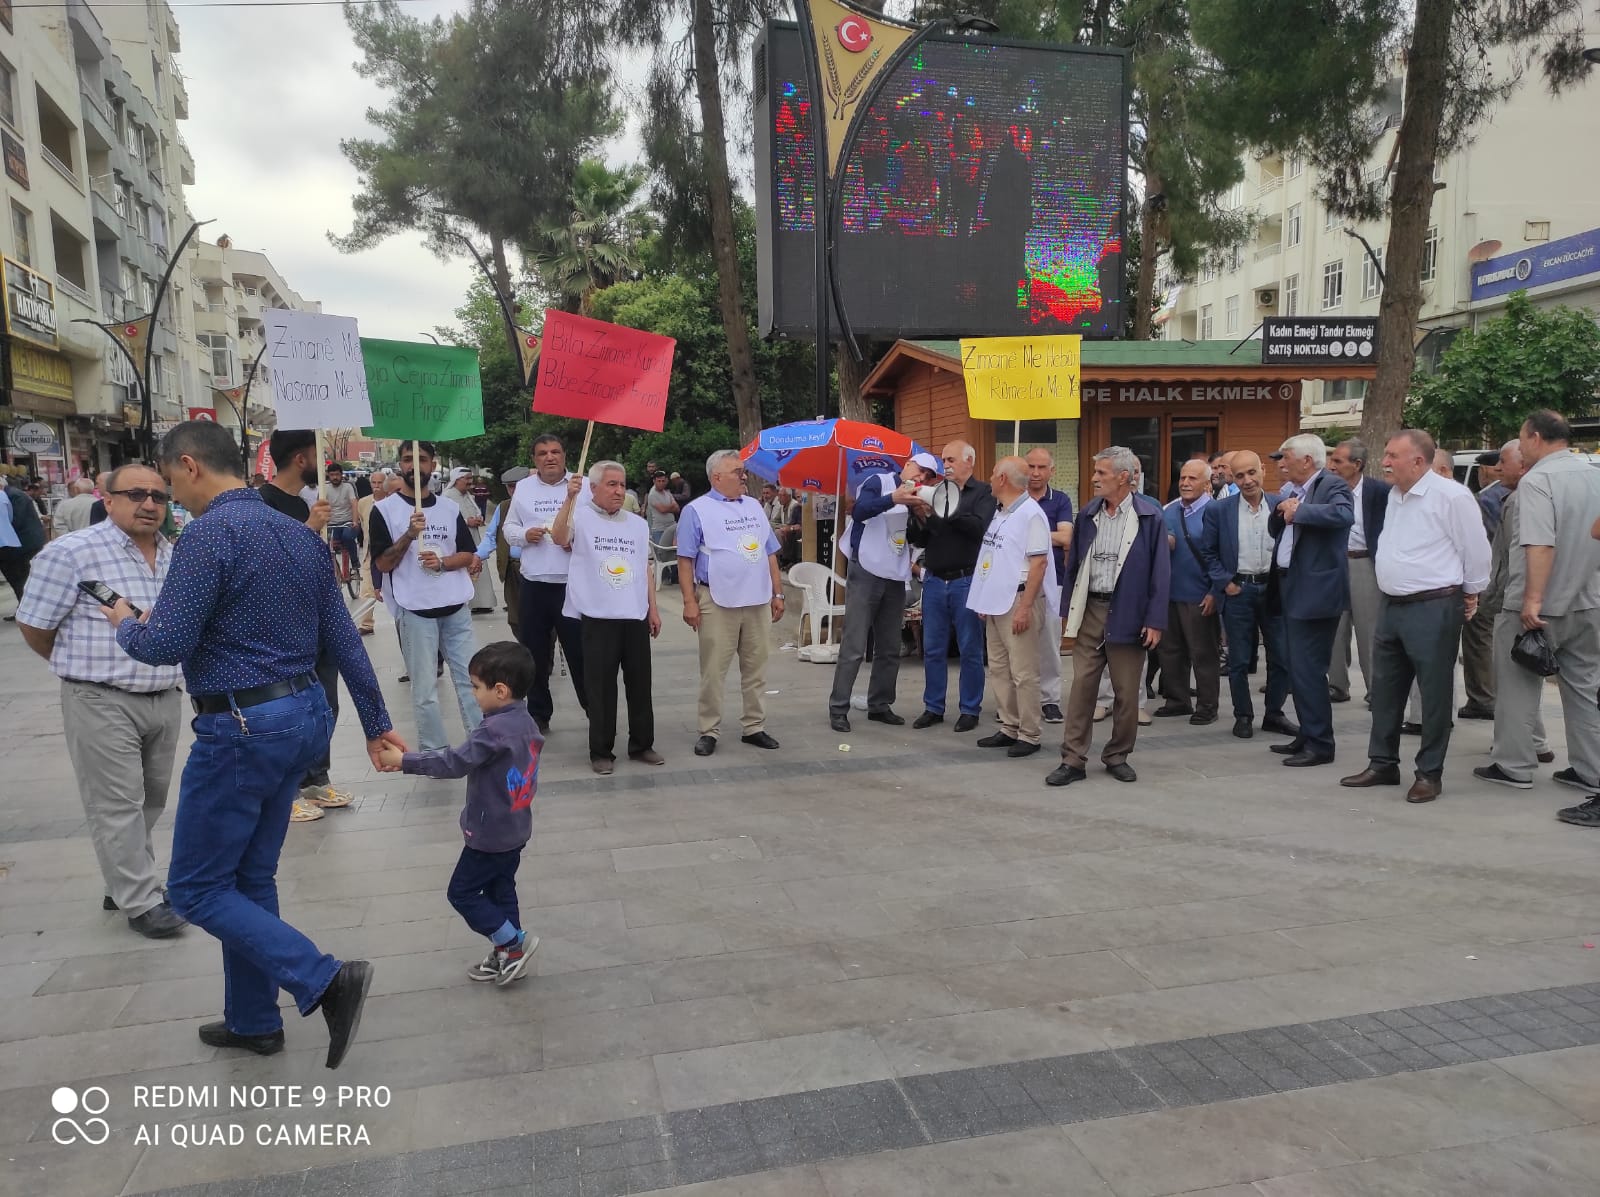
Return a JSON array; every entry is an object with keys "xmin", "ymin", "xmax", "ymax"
[
  {"xmin": 531, "ymin": 310, "xmax": 675, "ymax": 433},
  {"xmin": 188, "ymin": 407, "xmax": 217, "ymax": 422},
  {"xmin": 254, "ymin": 440, "xmax": 275, "ymax": 481}
]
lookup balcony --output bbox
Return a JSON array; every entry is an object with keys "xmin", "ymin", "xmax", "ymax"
[
  {"xmin": 41, "ymin": 144, "xmax": 82, "ymax": 191},
  {"xmin": 171, "ymin": 69, "xmax": 188, "ymax": 120}
]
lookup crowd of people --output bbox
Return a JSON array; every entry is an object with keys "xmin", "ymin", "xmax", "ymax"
[{"xmin": 5, "ymin": 409, "xmax": 1600, "ymax": 1073}]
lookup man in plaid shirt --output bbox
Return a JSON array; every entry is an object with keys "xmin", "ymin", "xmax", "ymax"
[{"xmin": 16, "ymin": 464, "xmax": 187, "ymax": 938}]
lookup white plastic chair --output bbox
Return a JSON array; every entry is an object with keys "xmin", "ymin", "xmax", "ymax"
[
  {"xmin": 648, "ymin": 527, "xmax": 678, "ymax": 589},
  {"xmin": 790, "ymin": 561, "xmax": 846, "ymax": 648}
]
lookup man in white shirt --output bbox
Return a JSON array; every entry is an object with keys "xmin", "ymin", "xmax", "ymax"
[
  {"xmin": 968, "ymin": 457, "xmax": 1052, "ymax": 755},
  {"xmin": 678, "ymin": 450, "xmax": 785, "ymax": 757},
  {"xmin": 504, "ymin": 434, "xmax": 590, "ymax": 734},
  {"xmin": 552, "ymin": 461, "xmax": 664, "ymax": 775},
  {"xmin": 1342, "ymin": 430, "xmax": 1489, "ymax": 803},
  {"xmin": 52, "ymin": 478, "xmax": 98, "ymax": 535}
]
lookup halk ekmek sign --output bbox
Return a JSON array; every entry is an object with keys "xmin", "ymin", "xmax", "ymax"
[{"xmin": 1471, "ymin": 226, "xmax": 1600, "ymax": 303}]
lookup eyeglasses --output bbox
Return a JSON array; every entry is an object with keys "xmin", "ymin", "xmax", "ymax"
[{"xmin": 109, "ymin": 488, "xmax": 170, "ymax": 505}]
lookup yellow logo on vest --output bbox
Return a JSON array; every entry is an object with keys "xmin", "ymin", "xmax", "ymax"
[
  {"xmin": 602, "ymin": 557, "xmax": 632, "ymax": 589},
  {"xmin": 737, "ymin": 535, "xmax": 762, "ymax": 563}
]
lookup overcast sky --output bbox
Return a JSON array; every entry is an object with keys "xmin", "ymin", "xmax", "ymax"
[{"xmin": 178, "ymin": 0, "xmax": 658, "ymax": 343}]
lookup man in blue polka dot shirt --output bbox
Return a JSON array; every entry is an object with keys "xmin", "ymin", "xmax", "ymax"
[{"xmin": 110, "ymin": 422, "xmax": 406, "ymax": 1069}]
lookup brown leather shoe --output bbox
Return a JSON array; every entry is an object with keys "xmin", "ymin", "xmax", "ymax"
[
  {"xmin": 628, "ymin": 749, "xmax": 666, "ymax": 766},
  {"xmin": 1406, "ymin": 775, "xmax": 1441, "ymax": 803},
  {"xmin": 1340, "ymin": 766, "xmax": 1401, "ymax": 788},
  {"xmin": 591, "ymin": 757, "xmax": 615, "ymax": 775}
]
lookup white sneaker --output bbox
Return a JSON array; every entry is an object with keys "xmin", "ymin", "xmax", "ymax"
[
  {"xmin": 1137, "ymin": 708, "xmax": 1153, "ymax": 726},
  {"xmin": 1093, "ymin": 705, "xmax": 1109, "ymax": 722}
]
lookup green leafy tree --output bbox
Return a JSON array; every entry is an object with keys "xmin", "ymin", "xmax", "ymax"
[
  {"xmin": 1191, "ymin": 0, "xmax": 1594, "ymax": 463},
  {"xmin": 1406, "ymin": 291, "xmax": 1600, "ymax": 444},
  {"xmin": 334, "ymin": 0, "xmax": 617, "ymax": 352},
  {"xmin": 529, "ymin": 160, "xmax": 657, "ymax": 314}
]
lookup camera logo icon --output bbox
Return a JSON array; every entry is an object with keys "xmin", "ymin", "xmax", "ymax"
[{"xmin": 51, "ymin": 1086, "xmax": 110, "ymax": 1145}]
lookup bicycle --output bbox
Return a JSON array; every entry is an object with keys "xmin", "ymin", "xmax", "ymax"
[{"xmin": 329, "ymin": 525, "xmax": 361, "ymax": 599}]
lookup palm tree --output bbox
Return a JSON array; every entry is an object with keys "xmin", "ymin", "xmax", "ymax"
[{"xmin": 531, "ymin": 160, "xmax": 655, "ymax": 314}]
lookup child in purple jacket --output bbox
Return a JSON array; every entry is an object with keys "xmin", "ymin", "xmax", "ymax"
[{"xmin": 379, "ymin": 641, "xmax": 543, "ymax": 985}]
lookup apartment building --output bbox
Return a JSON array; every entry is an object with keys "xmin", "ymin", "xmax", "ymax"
[
  {"xmin": 189, "ymin": 233, "xmax": 321, "ymax": 463},
  {"xmin": 0, "ymin": 0, "xmax": 200, "ymax": 479},
  {"xmin": 1162, "ymin": 34, "xmax": 1600, "ymax": 432}
]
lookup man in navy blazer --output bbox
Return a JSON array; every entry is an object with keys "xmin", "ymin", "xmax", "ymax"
[
  {"xmin": 1199, "ymin": 451, "xmax": 1297, "ymax": 740},
  {"xmin": 1328, "ymin": 439, "xmax": 1391, "ymax": 705},
  {"xmin": 1268, "ymin": 435, "xmax": 1354, "ymax": 766}
]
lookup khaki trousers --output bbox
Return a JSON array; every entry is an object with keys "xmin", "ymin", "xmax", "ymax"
[
  {"xmin": 697, "ymin": 585, "xmax": 771, "ymax": 738},
  {"xmin": 986, "ymin": 592, "xmax": 1047, "ymax": 744},
  {"xmin": 1062, "ymin": 598, "xmax": 1146, "ymax": 767},
  {"xmin": 358, "ymin": 556, "xmax": 379, "ymax": 632}
]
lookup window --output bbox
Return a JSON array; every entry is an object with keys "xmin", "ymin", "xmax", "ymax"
[
  {"xmin": 1225, "ymin": 181, "xmax": 1244, "ymax": 209},
  {"xmin": 10, "ymin": 202, "xmax": 31, "ymax": 266},
  {"xmin": 0, "ymin": 54, "xmax": 16, "ymax": 130},
  {"xmin": 1226, "ymin": 245, "xmax": 1243, "ymax": 273},
  {"xmin": 1200, "ymin": 304, "xmax": 1214, "ymax": 340},
  {"xmin": 1420, "ymin": 225, "xmax": 1439, "ymax": 282},
  {"xmin": 1525, "ymin": 220, "xmax": 1550, "ymax": 242},
  {"xmin": 1322, "ymin": 260, "xmax": 1344, "ymax": 310},
  {"xmin": 1286, "ymin": 203, "xmax": 1302, "ymax": 248},
  {"xmin": 1324, "ymin": 205, "xmax": 1338, "ymax": 230},
  {"xmin": 1283, "ymin": 274, "xmax": 1299, "ymax": 316},
  {"xmin": 149, "ymin": 354, "xmax": 165, "ymax": 397},
  {"xmin": 1326, "ymin": 378, "xmax": 1369, "ymax": 408},
  {"xmin": 135, "ymin": 201, "xmax": 150, "ymax": 239},
  {"xmin": 1287, "ymin": 154, "xmax": 1303, "ymax": 178},
  {"xmin": 1224, "ymin": 294, "xmax": 1240, "ymax": 334},
  {"xmin": 1361, "ymin": 249, "xmax": 1384, "ymax": 299},
  {"xmin": 125, "ymin": 118, "xmax": 141, "ymax": 159},
  {"xmin": 198, "ymin": 332, "xmax": 239, "ymax": 385},
  {"xmin": 1200, "ymin": 258, "xmax": 1215, "ymax": 283},
  {"xmin": 121, "ymin": 259, "xmax": 137, "ymax": 297},
  {"xmin": 140, "ymin": 274, "xmax": 156, "ymax": 311}
]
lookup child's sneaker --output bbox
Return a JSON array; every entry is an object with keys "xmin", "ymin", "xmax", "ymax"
[
  {"xmin": 467, "ymin": 951, "xmax": 499, "ymax": 982},
  {"xmin": 494, "ymin": 932, "xmax": 538, "ymax": 986}
]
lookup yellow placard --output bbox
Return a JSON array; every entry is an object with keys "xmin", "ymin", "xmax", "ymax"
[{"xmin": 960, "ymin": 335, "xmax": 1082, "ymax": 421}]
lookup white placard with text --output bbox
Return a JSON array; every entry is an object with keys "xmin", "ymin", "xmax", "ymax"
[{"xmin": 263, "ymin": 310, "xmax": 374, "ymax": 430}]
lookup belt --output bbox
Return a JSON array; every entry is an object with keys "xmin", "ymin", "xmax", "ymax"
[
  {"xmin": 1387, "ymin": 585, "xmax": 1462, "ymax": 606},
  {"xmin": 1347, "ymin": 550, "xmax": 1370, "ymax": 559},
  {"xmin": 1088, "ymin": 591, "xmax": 1115, "ymax": 602},
  {"xmin": 931, "ymin": 567, "xmax": 975, "ymax": 581},
  {"xmin": 1232, "ymin": 572, "xmax": 1271, "ymax": 585},
  {"xmin": 191, "ymin": 673, "xmax": 319, "ymax": 715},
  {"xmin": 65, "ymin": 678, "xmax": 176, "ymax": 697}
]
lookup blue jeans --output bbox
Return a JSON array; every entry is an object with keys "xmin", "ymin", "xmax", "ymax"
[
  {"xmin": 448, "ymin": 846, "xmax": 523, "ymax": 939},
  {"xmin": 167, "ymin": 686, "xmax": 341, "ymax": 1036},
  {"xmin": 921, "ymin": 573, "xmax": 985, "ymax": 717},
  {"xmin": 396, "ymin": 605, "xmax": 481, "ymax": 751},
  {"xmin": 1220, "ymin": 580, "xmax": 1291, "ymax": 721}
]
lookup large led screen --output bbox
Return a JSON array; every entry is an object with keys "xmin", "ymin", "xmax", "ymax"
[{"xmin": 755, "ymin": 23, "xmax": 1128, "ymax": 340}]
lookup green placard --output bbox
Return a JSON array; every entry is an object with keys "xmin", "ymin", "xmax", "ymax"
[{"xmin": 359, "ymin": 338, "xmax": 485, "ymax": 441}]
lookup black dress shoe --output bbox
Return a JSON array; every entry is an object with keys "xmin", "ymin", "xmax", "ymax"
[
  {"xmin": 830, "ymin": 713, "xmax": 851, "ymax": 733},
  {"xmin": 199, "ymin": 1020, "xmax": 284, "ymax": 1056},
  {"xmin": 1045, "ymin": 764, "xmax": 1087, "ymax": 787},
  {"xmin": 1153, "ymin": 703, "xmax": 1192, "ymax": 718},
  {"xmin": 1270, "ymin": 739, "xmax": 1306, "ymax": 755},
  {"xmin": 952, "ymin": 714, "xmax": 980, "ymax": 733},
  {"xmin": 976, "ymin": 731, "xmax": 1018, "ymax": 749},
  {"xmin": 318, "ymin": 959, "xmax": 373, "ymax": 1069},
  {"xmin": 912, "ymin": 710, "xmax": 944, "ymax": 729},
  {"xmin": 536, "ymin": 718, "xmax": 551, "ymax": 735},
  {"xmin": 1105, "ymin": 762, "xmax": 1138, "ymax": 783},
  {"xmin": 1401, "ymin": 722, "xmax": 1423, "ymax": 736},
  {"xmin": 1329, "ymin": 689, "xmax": 1351, "ymax": 703},
  {"xmin": 103, "ymin": 895, "xmax": 118, "ymax": 911},
  {"xmin": 1340, "ymin": 766, "xmax": 1401, "ymax": 787},
  {"xmin": 129, "ymin": 902, "xmax": 187, "ymax": 939},
  {"xmin": 1190, "ymin": 711, "xmax": 1218, "ymax": 726},
  {"xmin": 1232, "ymin": 717, "xmax": 1253, "ymax": 739},
  {"xmin": 1007, "ymin": 741, "xmax": 1041, "ymax": 758},
  {"xmin": 1457, "ymin": 704, "xmax": 1494, "ymax": 721},
  {"xmin": 741, "ymin": 731, "xmax": 780, "ymax": 750},
  {"xmin": 867, "ymin": 709, "xmax": 906, "ymax": 726},
  {"xmin": 1283, "ymin": 751, "xmax": 1334, "ymax": 768},
  {"xmin": 693, "ymin": 735, "xmax": 717, "ymax": 757},
  {"xmin": 1261, "ymin": 716, "xmax": 1300, "ymax": 737}
]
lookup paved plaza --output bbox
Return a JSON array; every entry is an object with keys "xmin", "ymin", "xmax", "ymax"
[{"xmin": 2, "ymin": 581, "xmax": 1600, "ymax": 1197}]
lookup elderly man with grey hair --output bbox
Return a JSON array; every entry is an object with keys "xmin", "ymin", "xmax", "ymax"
[
  {"xmin": 553, "ymin": 460, "xmax": 664, "ymax": 774},
  {"xmin": 1327, "ymin": 438, "xmax": 1391, "ymax": 704},
  {"xmin": 677, "ymin": 450, "xmax": 785, "ymax": 757},
  {"xmin": 1267, "ymin": 433, "xmax": 1354, "ymax": 767}
]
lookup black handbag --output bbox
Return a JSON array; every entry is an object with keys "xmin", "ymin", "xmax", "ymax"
[{"xmin": 1511, "ymin": 628, "xmax": 1560, "ymax": 677}]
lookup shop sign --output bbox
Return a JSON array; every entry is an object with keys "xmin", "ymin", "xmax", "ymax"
[
  {"xmin": 11, "ymin": 420, "xmax": 59, "ymax": 455},
  {"xmin": 122, "ymin": 404, "xmax": 144, "ymax": 428},
  {"xmin": 2, "ymin": 128, "xmax": 26, "ymax": 190},
  {"xmin": 2, "ymin": 257, "xmax": 57, "ymax": 349},
  {"xmin": 8, "ymin": 342, "xmax": 74, "ymax": 402},
  {"xmin": 1470, "ymin": 226, "xmax": 1600, "ymax": 302},
  {"xmin": 1082, "ymin": 382, "xmax": 1299, "ymax": 404},
  {"xmin": 1262, "ymin": 317, "xmax": 1378, "ymax": 366}
]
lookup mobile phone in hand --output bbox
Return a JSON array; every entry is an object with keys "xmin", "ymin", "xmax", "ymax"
[{"xmin": 78, "ymin": 580, "xmax": 143, "ymax": 619}]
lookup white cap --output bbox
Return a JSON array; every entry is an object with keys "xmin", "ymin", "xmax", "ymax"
[
  {"xmin": 909, "ymin": 451, "xmax": 943, "ymax": 476},
  {"xmin": 448, "ymin": 466, "xmax": 472, "ymax": 484}
]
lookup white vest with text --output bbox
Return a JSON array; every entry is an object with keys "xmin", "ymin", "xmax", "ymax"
[
  {"xmin": 377, "ymin": 493, "xmax": 475, "ymax": 612},
  {"xmin": 689, "ymin": 494, "xmax": 773, "ymax": 608},
  {"xmin": 854, "ymin": 473, "xmax": 912, "ymax": 583},
  {"xmin": 563, "ymin": 504, "xmax": 651, "ymax": 621},
  {"xmin": 511, "ymin": 473, "xmax": 589, "ymax": 581},
  {"xmin": 967, "ymin": 495, "xmax": 1049, "ymax": 616}
]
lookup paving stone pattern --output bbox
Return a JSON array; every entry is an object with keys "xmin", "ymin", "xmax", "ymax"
[{"xmin": 138, "ymin": 982, "xmax": 1600, "ymax": 1197}]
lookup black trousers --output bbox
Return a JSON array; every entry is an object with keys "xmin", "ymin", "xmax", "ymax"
[
  {"xmin": 581, "ymin": 615, "xmax": 654, "ymax": 760},
  {"xmin": 1158, "ymin": 600, "xmax": 1222, "ymax": 717},
  {"xmin": 0, "ymin": 548, "xmax": 33, "ymax": 601},
  {"xmin": 447, "ymin": 845, "xmax": 522, "ymax": 940},
  {"xmin": 517, "ymin": 579, "xmax": 587, "ymax": 725},
  {"xmin": 300, "ymin": 654, "xmax": 341, "ymax": 788}
]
